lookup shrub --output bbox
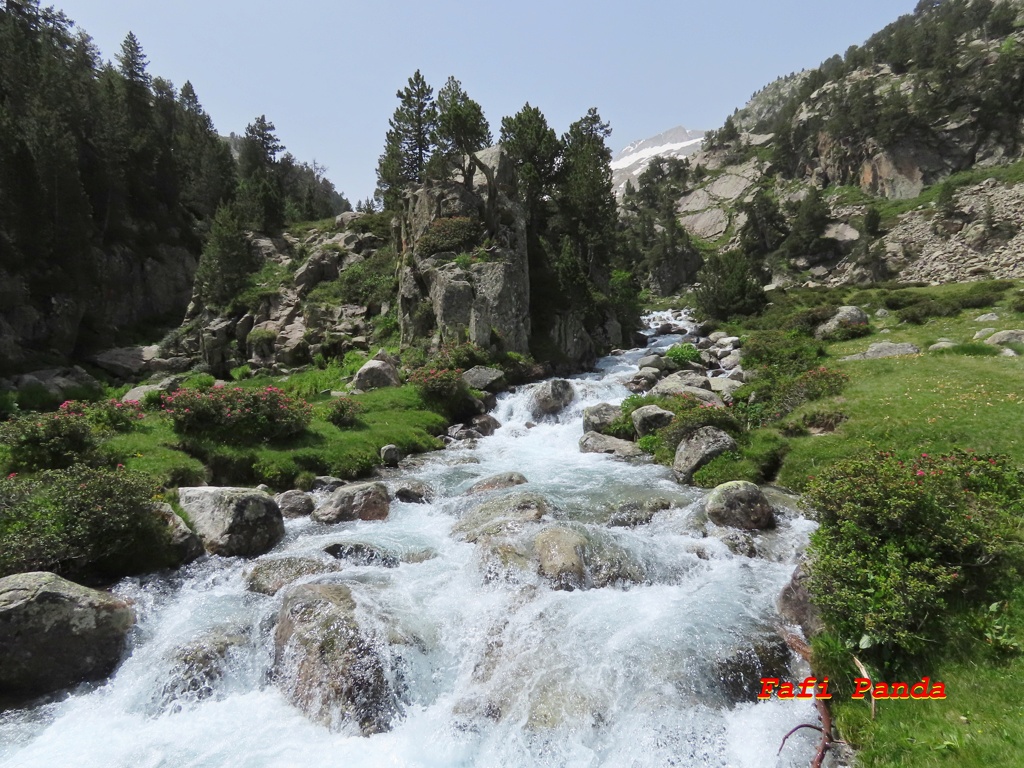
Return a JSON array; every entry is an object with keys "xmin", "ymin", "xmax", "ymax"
[
  {"xmin": 896, "ymin": 299, "xmax": 960, "ymax": 324},
  {"xmin": 230, "ymin": 364, "xmax": 253, "ymax": 381},
  {"xmin": 805, "ymin": 451, "xmax": 1024, "ymax": 667},
  {"xmin": 61, "ymin": 398, "xmax": 145, "ymax": 433},
  {"xmin": 161, "ymin": 386, "xmax": 312, "ymax": 444},
  {"xmin": 0, "ymin": 466, "xmax": 168, "ymax": 581},
  {"xmin": 247, "ymin": 328, "xmax": 278, "ymax": 347},
  {"xmin": 416, "ymin": 216, "xmax": 482, "ymax": 257},
  {"xmin": 408, "ymin": 367, "xmax": 467, "ymax": 406},
  {"xmin": 691, "ymin": 430, "xmax": 788, "ymax": 487},
  {"xmin": 325, "ymin": 396, "xmax": 363, "ymax": 428},
  {"xmin": 741, "ymin": 330, "xmax": 825, "ymax": 376},
  {"xmin": 181, "ymin": 373, "xmax": 217, "ymax": 390},
  {"xmin": 692, "ymin": 250, "xmax": 767, "ymax": 321},
  {"xmin": 665, "ymin": 344, "xmax": 701, "ymax": 366},
  {"xmin": 429, "ymin": 342, "xmax": 491, "ymax": 371},
  {"xmin": 0, "ymin": 410, "xmax": 100, "ymax": 471}
]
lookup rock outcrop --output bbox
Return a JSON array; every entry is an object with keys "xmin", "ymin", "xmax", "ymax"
[{"xmin": 673, "ymin": 427, "xmax": 737, "ymax": 484}]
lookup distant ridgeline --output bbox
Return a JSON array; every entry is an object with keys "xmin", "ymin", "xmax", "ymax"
[{"xmin": 0, "ymin": 1, "xmax": 349, "ymax": 374}]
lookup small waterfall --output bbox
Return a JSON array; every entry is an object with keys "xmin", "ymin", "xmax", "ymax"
[{"xmin": 0, "ymin": 311, "xmax": 823, "ymax": 768}]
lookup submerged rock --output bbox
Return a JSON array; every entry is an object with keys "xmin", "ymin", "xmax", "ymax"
[
  {"xmin": 324, "ymin": 542, "xmax": 400, "ymax": 569},
  {"xmin": 0, "ymin": 572, "xmax": 134, "ymax": 704},
  {"xmin": 245, "ymin": 556, "xmax": 340, "ymax": 596},
  {"xmin": 714, "ymin": 636, "xmax": 792, "ymax": 705},
  {"xmin": 453, "ymin": 492, "xmax": 550, "ymax": 543},
  {"xmin": 465, "ymin": 471, "xmax": 528, "ymax": 495},
  {"xmin": 393, "ymin": 479, "xmax": 434, "ymax": 504},
  {"xmin": 158, "ymin": 626, "xmax": 250, "ymax": 709},
  {"xmin": 177, "ymin": 487, "xmax": 285, "ymax": 558},
  {"xmin": 274, "ymin": 583, "xmax": 397, "ymax": 735}
]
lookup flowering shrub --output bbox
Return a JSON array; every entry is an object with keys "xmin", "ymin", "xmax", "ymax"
[
  {"xmin": 325, "ymin": 396, "xmax": 363, "ymax": 429},
  {"xmin": 805, "ymin": 451, "xmax": 1024, "ymax": 665},
  {"xmin": 0, "ymin": 410, "xmax": 99, "ymax": 471},
  {"xmin": 61, "ymin": 398, "xmax": 145, "ymax": 433},
  {"xmin": 160, "ymin": 386, "xmax": 312, "ymax": 443},
  {"xmin": 408, "ymin": 367, "xmax": 466, "ymax": 404}
]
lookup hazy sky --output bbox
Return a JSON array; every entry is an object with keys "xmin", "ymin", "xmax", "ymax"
[{"xmin": 54, "ymin": 0, "xmax": 919, "ymax": 202}]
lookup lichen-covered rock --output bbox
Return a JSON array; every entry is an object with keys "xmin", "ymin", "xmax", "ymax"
[
  {"xmin": 814, "ymin": 306, "xmax": 869, "ymax": 340},
  {"xmin": 582, "ymin": 403, "xmax": 621, "ymax": 435},
  {"xmin": 842, "ymin": 341, "xmax": 921, "ymax": 360},
  {"xmin": 0, "ymin": 572, "xmax": 134, "ymax": 703},
  {"xmin": 777, "ymin": 563, "xmax": 824, "ymax": 638},
  {"xmin": 177, "ymin": 487, "xmax": 285, "ymax": 558},
  {"xmin": 703, "ymin": 481, "xmax": 777, "ymax": 530},
  {"xmin": 379, "ymin": 444, "xmax": 401, "ymax": 467},
  {"xmin": 985, "ymin": 329, "xmax": 1024, "ymax": 347},
  {"xmin": 462, "ymin": 366, "xmax": 507, "ymax": 392},
  {"xmin": 392, "ymin": 480, "xmax": 434, "ymax": 504},
  {"xmin": 275, "ymin": 490, "xmax": 315, "ymax": 519},
  {"xmin": 151, "ymin": 502, "xmax": 204, "ymax": 566},
  {"xmin": 630, "ymin": 405, "xmax": 675, "ymax": 437},
  {"xmin": 673, "ymin": 427, "xmax": 737, "ymax": 484},
  {"xmin": 465, "ymin": 471, "xmax": 528, "ymax": 495},
  {"xmin": 534, "ymin": 527, "xmax": 588, "ymax": 591},
  {"xmin": 313, "ymin": 482, "xmax": 390, "ymax": 524},
  {"xmin": 274, "ymin": 583, "xmax": 397, "ymax": 735}
]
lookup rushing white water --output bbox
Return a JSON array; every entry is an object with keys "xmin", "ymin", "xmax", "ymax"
[{"xmin": 0, "ymin": 312, "xmax": 823, "ymax": 768}]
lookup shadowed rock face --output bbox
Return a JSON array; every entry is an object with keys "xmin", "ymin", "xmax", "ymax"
[
  {"xmin": 273, "ymin": 583, "xmax": 397, "ymax": 735},
  {"xmin": 0, "ymin": 572, "xmax": 135, "ymax": 704}
]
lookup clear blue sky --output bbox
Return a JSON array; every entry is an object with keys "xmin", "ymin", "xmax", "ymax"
[{"xmin": 54, "ymin": 0, "xmax": 919, "ymax": 203}]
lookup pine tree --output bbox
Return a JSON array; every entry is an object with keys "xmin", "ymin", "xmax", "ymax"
[
  {"xmin": 499, "ymin": 102, "xmax": 559, "ymax": 226},
  {"xmin": 434, "ymin": 76, "xmax": 492, "ymax": 184},
  {"xmin": 194, "ymin": 204, "xmax": 259, "ymax": 308},
  {"xmin": 375, "ymin": 70, "xmax": 437, "ymax": 209},
  {"xmin": 236, "ymin": 115, "xmax": 285, "ymax": 231}
]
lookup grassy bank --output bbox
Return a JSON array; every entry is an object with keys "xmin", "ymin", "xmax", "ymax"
[{"xmin": 686, "ymin": 280, "xmax": 1024, "ymax": 766}]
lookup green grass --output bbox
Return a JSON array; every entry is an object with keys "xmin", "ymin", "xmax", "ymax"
[{"xmin": 99, "ymin": 385, "xmax": 445, "ymax": 491}]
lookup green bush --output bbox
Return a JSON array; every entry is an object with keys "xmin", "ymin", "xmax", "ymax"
[
  {"xmin": 324, "ymin": 396, "xmax": 363, "ymax": 428},
  {"xmin": 408, "ymin": 367, "xmax": 467, "ymax": 410},
  {"xmin": 247, "ymin": 328, "xmax": 278, "ymax": 347},
  {"xmin": 0, "ymin": 410, "xmax": 100, "ymax": 472},
  {"xmin": 429, "ymin": 342, "xmax": 491, "ymax": 371},
  {"xmin": 805, "ymin": 451, "xmax": 1024, "ymax": 668},
  {"xmin": 896, "ymin": 299, "xmax": 960, "ymax": 324},
  {"xmin": 61, "ymin": 399, "xmax": 145, "ymax": 433},
  {"xmin": 665, "ymin": 344, "xmax": 701, "ymax": 366},
  {"xmin": 692, "ymin": 250, "xmax": 767, "ymax": 321},
  {"xmin": 416, "ymin": 216, "xmax": 481, "ymax": 257},
  {"xmin": 741, "ymin": 330, "xmax": 825, "ymax": 376},
  {"xmin": 691, "ymin": 430, "xmax": 788, "ymax": 487},
  {"xmin": 230, "ymin": 364, "xmax": 253, "ymax": 381},
  {"xmin": 732, "ymin": 366, "xmax": 847, "ymax": 428},
  {"xmin": 161, "ymin": 385, "xmax": 312, "ymax": 444},
  {"xmin": 0, "ymin": 391, "xmax": 17, "ymax": 420},
  {"xmin": 181, "ymin": 373, "xmax": 217, "ymax": 391},
  {"xmin": 0, "ymin": 466, "xmax": 169, "ymax": 581}
]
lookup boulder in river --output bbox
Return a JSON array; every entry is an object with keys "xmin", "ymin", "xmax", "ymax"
[
  {"xmin": 0, "ymin": 572, "xmax": 134, "ymax": 704},
  {"xmin": 177, "ymin": 487, "xmax": 285, "ymax": 558},
  {"xmin": 245, "ymin": 556, "xmax": 340, "ymax": 596},
  {"xmin": 579, "ymin": 431, "xmax": 644, "ymax": 458},
  {"xmin": 453, "ymin": 492, "xmax": 550, "ymax": 543},
  {"xmin": 582, "ymin": 402, "xmax": 620, "ymax": 435},
  {"xmin": 465, "ymin": 471, "xmax": 528, "ymax": 495},
  {"xmin": 313, "ymin": 482, "xmax": 390, "ymax": 524},
  {"xmin": 275, "ymin": 490, "xmax": 315, "ymax": 519},
  {"xmin": 630, "ymin": 405, "xmax": 675, "ymax": 437},
  {"xmin": 530, "ymin": 379, "xmax": 575, "ymax": 418},
  {"xmin": 274, "ymin": 583, "xmax": 397, "ymax": 735},
  {"xmin": 777, "ymin": 562, "xmax": 824, "ymax": 638},
  {"xmin": 703, "ymin": 481, "xmax": 777, "ymax": 530}
]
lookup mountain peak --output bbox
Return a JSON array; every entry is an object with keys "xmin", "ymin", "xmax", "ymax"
[{"xmin": 611, "ymin": 124, "xmax": 705, "ymax": 197}]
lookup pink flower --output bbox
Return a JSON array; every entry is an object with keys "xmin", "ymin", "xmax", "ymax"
[{"xmin": 916, "ymin": 470, "xmax": 925, "ymax": 476}]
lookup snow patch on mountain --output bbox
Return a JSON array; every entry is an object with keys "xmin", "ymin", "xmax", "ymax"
[{"xmin": 612, "ymin": 125, "xmax": 706, "ymax": 198}]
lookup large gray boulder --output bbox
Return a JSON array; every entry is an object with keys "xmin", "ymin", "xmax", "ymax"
[
  {"xmin": 530, "ymin": 379, "xmax": 575, "ymax": 418},
  {"xmin": 985, "ymin": 329, "xmax": 1024, "ymax": 347},
  {"xmin": 0, "ymin": 572, "xmax": 135, "ymax": 703},
  {"xmin": 462, "ymin": 366, "xmax": 507, "ymax": 393},
  {"xmin": 842, "ymin": 341, "xmax": 920, "ymax": 360},
  {"xmin": 274, "ymin": 583, "xmax": 397, "ymax": 735},
  {"xmin": 651, "ymin": 379, "xmax": 724, "ymax": 405},
  {"xmin": 582, "ymin": 403, "xmax": 621, "ymax": 435},
  {"xmin": 814, "ymin": 306, "xmax": 869, "ymax": 340},
  {"xmin": 579, "ymin": 431, "xmax": 644, "ymax": 458},
  {"xmin": 350, "ymin": 359, "xmax": 400, "ymax": 391},
  {"xmin": 177, "ymin": 487, "xmax": 285, "ymax": 558},
  {"xmin": 313, "ymin": 482, "xmax": 390, "ymax": 524},
  {"xmin": 151, "ymin": 502, "xmax": 204, "ymax": 566},
  {"xmin": 673, "ymin": 427, "xmax": 737, "ymax": 484},
  {"xmin": 275, "ymin": 490, "xmax": 315, "ymax": 519},
  {"xmin": 631, "ymin": 405, "xmax": 675, "ymax": 437},
  {"xmin": 703, "ymin": 481, "xmax": 777, "ymax": 530},
  {"xmin": 652, "ymin": 371, "xmax": 711, "ymax": 392}
]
